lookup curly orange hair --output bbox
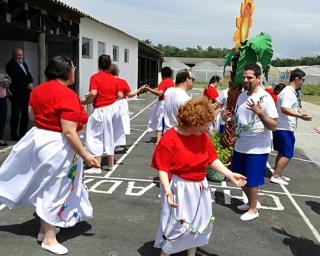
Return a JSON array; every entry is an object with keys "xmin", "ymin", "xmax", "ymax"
[{"xmin": 177, "ymin": 97, "xmax": 216, "ymax": 128}]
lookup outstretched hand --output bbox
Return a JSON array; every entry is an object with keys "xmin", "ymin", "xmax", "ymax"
[
  {"xmin": 228, "ymin": 173, "xmax": 247, "ymax": 187},
  {"xmin": 300, "ymin": 113, "xmax": 312, "ymax": 121},
  {"xmin": 221, "ymin": 110, "xmax": 232, "ymax": 122}
]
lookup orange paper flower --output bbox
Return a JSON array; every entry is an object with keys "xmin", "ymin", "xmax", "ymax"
[{"xmin": 233, "ymin": 0, "xmax": 255, "ymax": 49}]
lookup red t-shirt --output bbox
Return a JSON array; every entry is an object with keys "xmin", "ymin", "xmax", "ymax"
[
  {"xmin": 203, "ymin": 86, "xmax": 219, "ymax": 101},
  {"xmin": 29, "ymin": 80, "xmax": 88, "ymax": 132},
  {"xmin": 151, "ymin": 128, "xmax": 218, "ymax": 181},
  {"xmin": 265, "ymin": 88, "xmax": 277, "ymax": 103},
  {"xmin": 117, "ymin": 77, "xmax": 131, "ymax": 98},
  {"xmin": 89, "ymin": 71, "xmax": 120, "ymax": 108},
  {"xmin": 158, "ymin": 78, "xmax": 175, "ymax": 101}
]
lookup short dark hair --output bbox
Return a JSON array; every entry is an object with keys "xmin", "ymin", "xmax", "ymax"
[
  {"xmin": 244, "ymin": 63, "xmax": 262, "ymax": 77},
  {"xmin": 175, "ymin": 69, "xmax": 190, "ymax": 84},
  {"xmin": 109, "ymin": 64, "xmax": 119, "ymax": 76},
  {"xmin": 98, "ymin": 54, "xmax": 112, "ymax": 71},
  {"xmin": 274, "ymin": 82, "xmax": 286, "ymax": 95},
  {"xmin": 209, "ymin": 75, "xmax": 220, "ymax": 84},
  {"xmin": 289, "ymin": 68, "xmax": 305, "ymax": 82},
  {"xmin": 161, "ymin": 66, "xmax": 172, "ymax": 78},
  {"xmin": 45, "ymin": 56, "xmax": 73, "ymax": 81}
]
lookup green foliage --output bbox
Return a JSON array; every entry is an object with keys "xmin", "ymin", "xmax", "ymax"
[
  {"xmin": 144, "ymin": 40, "xmax": 231, "ymax": 58},
  {"xmin": 248, "ymin": 33, "xmax": 273, "ymax": 81},
  {"xmin": 233, "ymin": 33, "xmax": 273, "ymax": 85},
  {"xmin": 224, "ymin": 51, "xmax": 235, "ymax": 67},
  {"xmin": 272, "ymin": 56, "xmax": 320, "ymax": 67},
  {"xmin": 301, "ymin": 85, "xmax": 320, "ymax": 96},
  {"xmin": 210, "ymin": 133, "xmax": 233, "ymax": 165}
]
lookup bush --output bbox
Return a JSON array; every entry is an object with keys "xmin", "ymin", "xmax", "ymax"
[
  {"xmin": 207, "ymin": 133, "xmax": 233, "ymax": 182},
  {"xmin": 302, "ymin": 85, "xmax": 320, "ymax": 96},
  {"xmin": 210, "ymin": 133, "xmax": 233, "ymax": 164}
]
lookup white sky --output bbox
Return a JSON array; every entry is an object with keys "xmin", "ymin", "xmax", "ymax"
[{"xmin": 60, "ymin": 0, "xmax": 320, "ymax": 58}]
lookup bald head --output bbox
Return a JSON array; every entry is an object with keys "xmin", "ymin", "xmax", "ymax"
[{"xmin": 12, "ymin": 48, "xmax": 24, "ymax": 63}]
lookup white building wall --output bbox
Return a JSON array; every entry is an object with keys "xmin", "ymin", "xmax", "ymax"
[{"xmin": 79, "ymin": 18, "xmax": 139, "ymax": 99}]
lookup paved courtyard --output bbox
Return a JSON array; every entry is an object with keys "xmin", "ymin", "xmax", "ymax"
[{"xmin": 0, "ymin": 90, "xmax": 319, "ymax": 255}]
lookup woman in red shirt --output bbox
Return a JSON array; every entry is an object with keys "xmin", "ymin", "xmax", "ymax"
[
  {"xmin": 0, "ymin": 56, "xmax": 99, "ymax": 255},
  {"xmin": 109, "ymin": 64, "xmax": 146, "ymax": 149},
  {"xmin": 152, "ymin": 98, "xmax": 246, "ymax": 256},
  {"xmin": 83, "ymin": 55, "xmax": 122, "ymax": 172},
  {"xmin": 203, "ymin": 75, "xmax": 220, "ymax": 103},
  {"xmin": 146, "ymin": 66, "xmax": 175, "ymax": 145}
]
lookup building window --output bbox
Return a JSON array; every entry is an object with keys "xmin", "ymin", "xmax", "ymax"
[
  {"xmin": 124, "ymin": 48, "xmax": 129, "ymax": 63},
  {"xmin": 82, "ymin": 37, "xmax": 93, "ymax": 59},
  {"xmin": 98, "ymin": 41, "xmax": 106, "ymax": 56},
  {"xmin": 113, "ymin": 45, "xmax": 119, "ymax": 62}
]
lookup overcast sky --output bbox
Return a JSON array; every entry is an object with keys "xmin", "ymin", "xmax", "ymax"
[{"xmin": 61, "ymin": 0, "xmax": 320, "ymax": 58}]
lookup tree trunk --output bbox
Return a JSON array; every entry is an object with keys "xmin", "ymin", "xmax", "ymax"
[{"xmin": 223, "ymin": 81, "xmax": 242, "ymax": 148}]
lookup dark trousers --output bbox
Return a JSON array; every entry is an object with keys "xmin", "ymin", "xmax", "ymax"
[
  {"xmin": 0, "ymin": 97, "xmax": 7, "ymax": 140},
  {"xmin": 9, "ymin": 95, "xmax": 29, "ymax": 139}
]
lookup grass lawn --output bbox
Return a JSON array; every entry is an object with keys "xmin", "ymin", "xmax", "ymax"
[{"xmin": 302, "ymin": 95, "xmax": 320, "ymax": 105}]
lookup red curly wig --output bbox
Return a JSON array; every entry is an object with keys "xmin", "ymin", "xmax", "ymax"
[{"xmin": 177, "ymin": 97, "xmax": 216, "ymax": 128}]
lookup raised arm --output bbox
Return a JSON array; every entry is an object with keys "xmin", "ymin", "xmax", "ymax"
[
  {"xmin": 247, "ymin": 99, "xmax": 278, "ymax": 131},
  {"xmin": 82, "ymin": 89, "xmax": 97, "ymax": 105},
  {"xmin": 281, "ymin": 107, "xmax": 312, "ymax": 121},
  {"xmin": 210, "ymin": 159, "xmax": 247, "ymax": 187},
  {"xmin": 145, "ymin": 84, "xmax": 164, "ymax": 97},
  {"xmin": 126, "ymin": 85, "xmax": 146, "ymax": 98}
]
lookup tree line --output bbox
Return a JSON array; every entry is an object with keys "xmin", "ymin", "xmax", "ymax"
[{"xmin": 143, "ymin": 39, "xmax": 320, "ymax": 67}]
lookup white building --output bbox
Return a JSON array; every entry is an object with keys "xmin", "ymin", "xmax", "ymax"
[{"xmin": 0, "ymin": 0, "xmax": 162, "ymax": 100}]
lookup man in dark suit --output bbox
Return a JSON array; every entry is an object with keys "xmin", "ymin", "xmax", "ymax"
[{"xmin": 6, "ymin": 48, "xmax": 34, "ymax": 140}]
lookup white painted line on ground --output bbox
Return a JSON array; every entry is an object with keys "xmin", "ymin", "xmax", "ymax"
[
  {"xmin": 267, "ymin": 162, "xmax": 320, "ymax": 243},
  {"xmin": 84, "ymin": 176, "xmax": 320, "ymax": 199},
  {"xmin": 269, "ymin": 152, "xmax": 320, "ymax": 165},
  {"xmin": 103, "ymin": 99, "xmax": 156, "ymax": 177},
  {"xmin": 131, "ymin": 128, "xmax": 147, "ymax": 132},
  {"xmin": 130, "ymin": 99, "xmax": 157, "ymax": 121},
  {"xmin": 104, "ymin": 129, "xmax": 149, "ymax": 178},
  {"xmin": 0, "ymin": 204, "xmax": 6, "ymax": 211}
]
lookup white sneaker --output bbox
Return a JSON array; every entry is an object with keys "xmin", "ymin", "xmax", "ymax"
[
  {"xmin": 237, "ymin": 201, "xmax": 261, "ymax": 211},
  {"xmin": 282, "ymin": 176, "xmax": 291, "ymax": 182},
  {"xmin": 84, "ymin": 168, "xmax": 102, "ymax": 174},
  {"xmin": 41, "ymin": 242, "xmax": 68, "ymax": 255},
  {"xmin": 37, "ymin": 227, "xmax": 60, "ymax": 242},
  {"xmin": 240, "ymin": 211, "xmax": 259, "ymax": 221},
  {"xmin": 114, "ymin": 146, "xmax": 125, "ymax": 152},
  {"xmin": 102, "ymin": 165, "xmax": 114, "ymax": 172},
  {"xmin": 270, "ymin": 176, "xmax": 289, "ymax": 185}
]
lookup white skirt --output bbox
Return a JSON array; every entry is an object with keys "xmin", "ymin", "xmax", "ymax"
[
  {"xmin": 116, "ymin": 98, "xmax": 130, "ymax": 135},
  {"xmin": 0, "ymin": 127, "xmax": 93, "ymax": 228},
  {"xmin": 86, "ymin": 103, "xmax": 124, "ymax": 155},
  {"xmin": 148, "ymin": 101, "xmax": 164, "ymax": 132},
  {"xmin": 154, "ymin": 175, "xmax": 215, "ymax": 254}
]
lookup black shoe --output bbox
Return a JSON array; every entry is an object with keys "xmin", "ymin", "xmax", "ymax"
[{"xmin": 0, "ymin": 142, "xmax": 8, "ymax": 146}]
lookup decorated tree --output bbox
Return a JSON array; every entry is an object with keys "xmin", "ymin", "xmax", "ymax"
[{"xmin": 223, "ymin": 0, "xmax": 273, "ymax": 147}]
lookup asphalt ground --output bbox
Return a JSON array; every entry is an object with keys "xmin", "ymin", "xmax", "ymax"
[{"xmin": 0, "ymin": 90, "xmax": 319, "ymax": 256}]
